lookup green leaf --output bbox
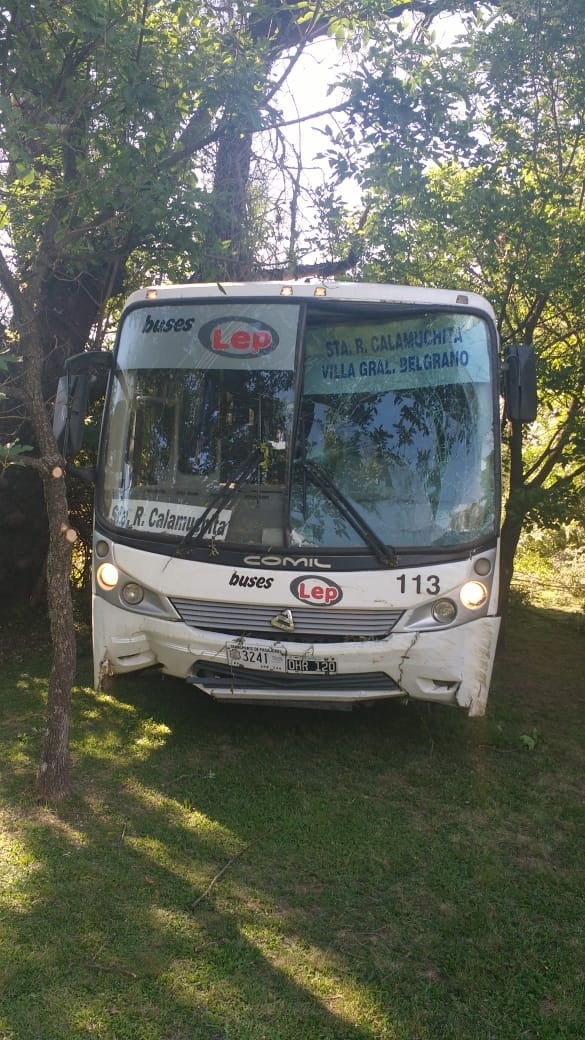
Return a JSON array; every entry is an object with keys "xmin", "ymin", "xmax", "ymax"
[{"xmin": 0, "ymin": 442, "xmax": 34, "ymax": 461}]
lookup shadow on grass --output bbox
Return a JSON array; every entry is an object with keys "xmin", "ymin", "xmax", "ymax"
[{"xmin": 1, "ymin": 604, "xmax": 584, "ymax": 1040}]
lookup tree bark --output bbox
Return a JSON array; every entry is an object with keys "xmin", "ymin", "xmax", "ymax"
[
  {"xmin": 37, "ymin": 463, "xmax": 77, "ymax": 801},
  {"xmin": 499, "ymin": 416, "xmax": 526, "ymax": 614},
  {"xmin": 18, "ymin": 309, "xmax": 77, "ymax": 802},
  {"xmin": 500, "ymin": 503, "xmax": 525, "ymax": 611}
]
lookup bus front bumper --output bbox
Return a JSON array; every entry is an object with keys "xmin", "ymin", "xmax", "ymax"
[{"xmin": 93, "ymin": 598, "xmax": 500, "ymax": 716}]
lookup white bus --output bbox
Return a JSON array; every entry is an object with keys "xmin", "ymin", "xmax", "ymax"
[{"xmin": 55, "ymin": 281, "xmax": 536, "ymax": 715}]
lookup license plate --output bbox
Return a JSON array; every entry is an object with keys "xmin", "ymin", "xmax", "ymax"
[
  {"xmin": 287, "ymin": 656, "xmax": 337, "ymax": 675},
  {"xmin": 226, "ymin": 644, "xmax": 337, "ymax": 676},
  {"xmin": 226, "ymin": 643, "xmax": 286, "ymax": 672}
]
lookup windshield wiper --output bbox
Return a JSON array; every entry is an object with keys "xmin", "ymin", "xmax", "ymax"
[
  {"xmin": 302, "ymin": 459, "xmax": 397, "ymax": 567},
  {"xmin": 167, "ymin": 447, "xmax": 261, "ymax": 562}
]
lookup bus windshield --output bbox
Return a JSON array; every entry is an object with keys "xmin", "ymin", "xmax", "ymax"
[{"xmin": 97, "ymin": 300, "xmax": 497, "ymax": 553}]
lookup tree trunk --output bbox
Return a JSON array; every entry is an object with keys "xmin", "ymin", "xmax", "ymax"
[
  {"xmin": 19, "ymin": 314, "xmax": 77, "ymax": 802},
  {"xmin": 499, "ymin": 416, "xmax": 526, "ymax": 615},
  {"xmin": 500, "ymin": 503, "xmax": 525, "ymax": 612},
  {"xmin": 36, "ymin": 463, "xmax": 76, "ymax": 801},
  {"xmin": 203, "ymin": 125, "xmax": 255, "ymax": 280}
]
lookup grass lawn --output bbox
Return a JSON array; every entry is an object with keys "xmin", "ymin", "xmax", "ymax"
[{"xmin": 1, "ymin": 604, "xmax": 584, "ymax": 1039}]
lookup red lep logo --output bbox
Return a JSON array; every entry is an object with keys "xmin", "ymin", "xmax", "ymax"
[
  {"xmin": 199, "ymin": 317, "xmax": 278, "ymax": 358},
  {"xmin": 290, "ymin": 576, "xmax": 343, "ymax": 606}
]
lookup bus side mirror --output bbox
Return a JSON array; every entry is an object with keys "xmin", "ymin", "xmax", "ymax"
[
  {"xmin": 53, "ymin": 372, "xmax": 89, "ymax": 454},
  {"xmin": 53, "ymin": 351, "xmax": 112, "ymax": 456},
  {"xmin": 503, "ymin": 345, "xmax": 537, "ymax": 423}
]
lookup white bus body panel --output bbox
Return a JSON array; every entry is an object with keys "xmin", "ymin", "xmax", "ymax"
[
  {"xmin": 125, "ymin": 281, "xmax": 497, "ymax": 320},
  {"xmin": 93, "ymin": 546, "xmax": 501, "ymax": 716}
]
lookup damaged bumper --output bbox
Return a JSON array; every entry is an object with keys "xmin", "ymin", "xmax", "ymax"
[{"xmin": 93, "ymin": 597, "xmax": 500, "ymax": 716}]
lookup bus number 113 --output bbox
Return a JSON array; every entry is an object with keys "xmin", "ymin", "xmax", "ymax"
[{"xmin": 396, "ymin": 574, "xmax": 441, "ymax": 595}]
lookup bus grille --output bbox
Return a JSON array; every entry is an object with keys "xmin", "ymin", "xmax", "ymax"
[
  {"xmin": 188, "ymin": 664, "xmax": 399, "ymax": 693},
  {"xmin": 169, "ymin": 597, "xmax": 402, "ymax": 642}
]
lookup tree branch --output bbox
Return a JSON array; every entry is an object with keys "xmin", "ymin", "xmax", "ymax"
[{"xmin": 525, "ymin": 394, "xmax": 583, "ymax": 489}]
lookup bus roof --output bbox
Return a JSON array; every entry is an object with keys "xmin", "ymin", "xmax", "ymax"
[{"xmin": 124, "ymin": 281, "xmax": 496, "ymax": 320}]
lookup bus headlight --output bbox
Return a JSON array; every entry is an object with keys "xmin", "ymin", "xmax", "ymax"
[
  {"xmin": 431, "ymin": 598, "xmax": 458, "ymax": 624},
  {"xmin": 460, "ymin": 581, "xmax": 488, "ymax": 610},
  {"xmin": 96, "ymin": 562, "xmax": 119, "ymax": 590},
  {"xmin": 121, "ymin": 582, "xmax": 144, "ymax": 606}
]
